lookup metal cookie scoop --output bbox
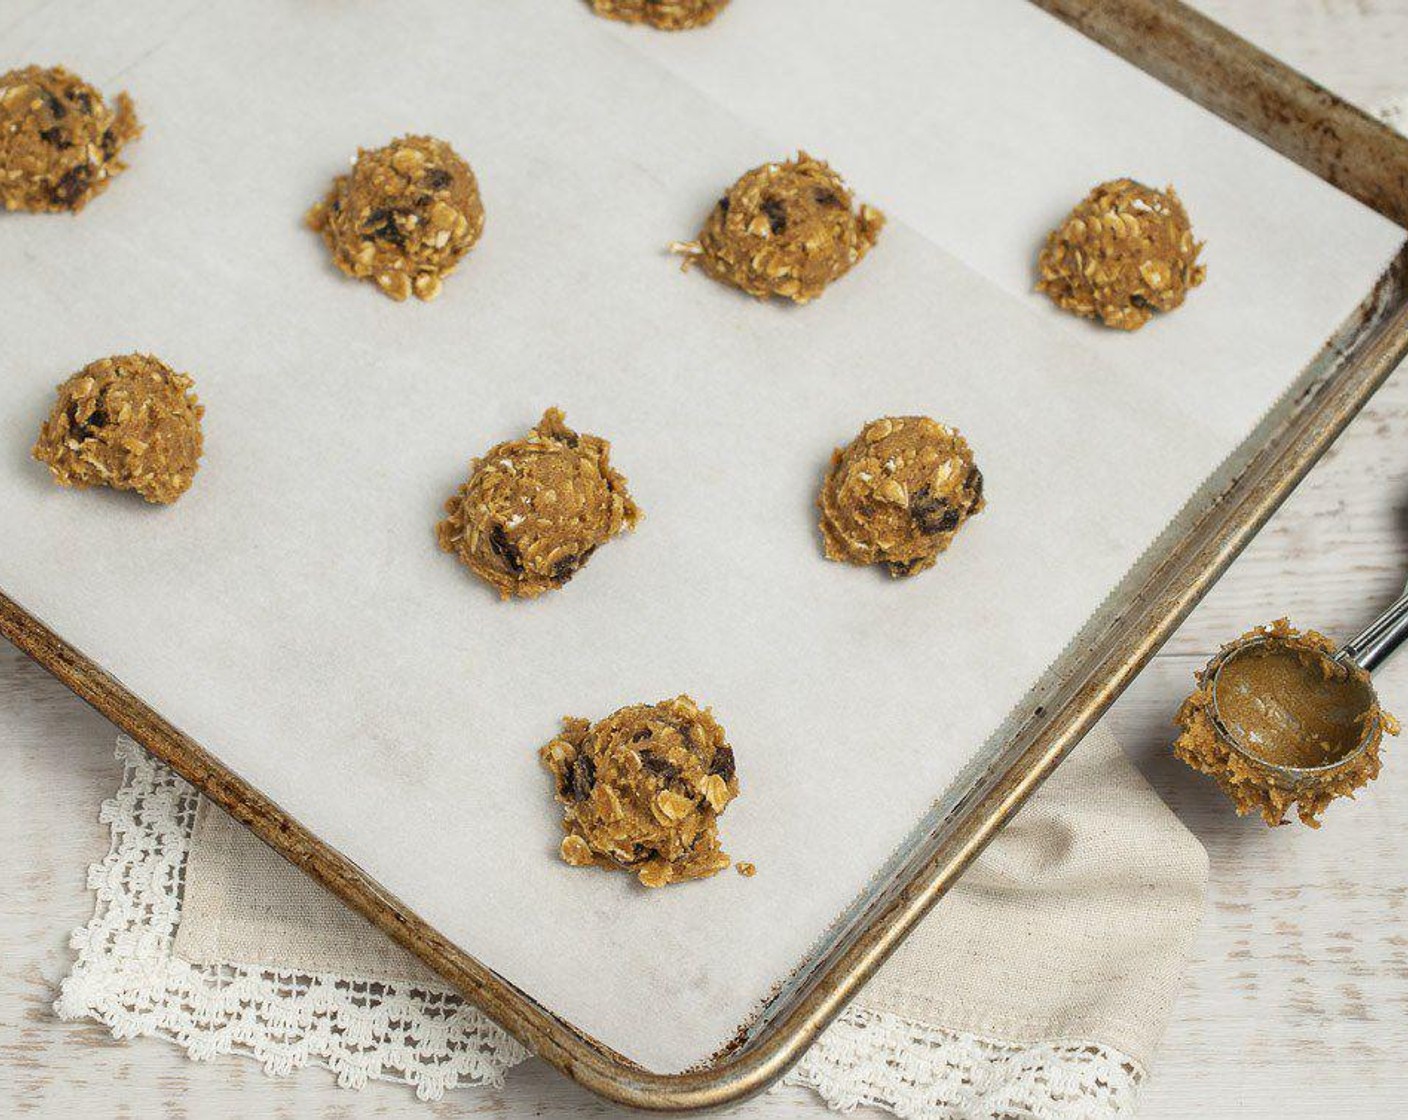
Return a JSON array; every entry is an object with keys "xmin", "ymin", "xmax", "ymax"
[{"xmin": 1207, "ymin": 585, "xmax": 1408, "ymax": 785}]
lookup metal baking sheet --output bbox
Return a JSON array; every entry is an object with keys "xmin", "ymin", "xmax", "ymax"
[{"xmin": 3, "ymin": 0, "xmax": 1406, "ymax": 1107}]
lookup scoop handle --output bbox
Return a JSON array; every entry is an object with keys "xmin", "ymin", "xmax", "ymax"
[{"xmin": 1339, "ymin": 586, "xmax": 1408, "ymax": 674}]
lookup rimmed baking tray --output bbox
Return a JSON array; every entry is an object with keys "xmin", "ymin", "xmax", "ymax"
[{"xmin": 4, "ymin": 0, "xmax": 1408, "ymax": 1109}]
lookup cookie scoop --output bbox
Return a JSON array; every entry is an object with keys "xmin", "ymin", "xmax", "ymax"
[{"xmin": 1174, "ymin": 590, "xmax": 1408, "ymax": 827}]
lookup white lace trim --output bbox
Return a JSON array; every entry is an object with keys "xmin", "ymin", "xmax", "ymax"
[
  {"xmin": 54, "ymin": 740, "xmax": 530, "ymax": 1101},
  {"xmin": 56, "ymin": 739, "xmax": 1145, "ymax": 1118},
  {"xmin": 785, "ymin": 1007, "xmax": 1143, "ymax": 1119}
]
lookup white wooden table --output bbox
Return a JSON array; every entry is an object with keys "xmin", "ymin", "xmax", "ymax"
[{"xmin": 4, "ymin": 4, "xmax": 1408, "ymax": 1116}]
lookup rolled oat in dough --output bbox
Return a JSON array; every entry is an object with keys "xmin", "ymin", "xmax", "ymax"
[
  {"xmin": 674, "ymin": 152, "xmax": 884, "ymax": 304},
  {"xmin": 0, "ymin": 65, "xmax": 140, "ymax": 213},
  {"xmin": 589, "ymin": 0, "xmax": 730, "ymax": 30},
  {"xmin": 819, "ymin": 416, "xmax": 984, "ymax": 578},
  {"xmin": 540, "ymin": 695, "xmax": 740, "ymax": 888},
  {"xmin": 436, "ymin": 408, "xmax": 640, "ymax": 600},
  {"xmin": 32, "ymin": 354, "xmax": 204, "ymax": 505},
  {"xmin": 1037, "ymin": 178, "xmax": 1205, "ymax": 331},
  {"xmin": 307, "ymin": 134, "xmax": 485, "ymax": 302}
]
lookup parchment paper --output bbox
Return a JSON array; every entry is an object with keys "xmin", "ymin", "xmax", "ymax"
[{"xmin": 1, "ymin": 0, "xmax": 1400, "ymax": 1073}]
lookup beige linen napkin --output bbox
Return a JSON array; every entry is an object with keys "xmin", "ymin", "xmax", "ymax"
[{"xmin": 153, "ymin": 720, "xmax": 1206, "ymax": 1113}]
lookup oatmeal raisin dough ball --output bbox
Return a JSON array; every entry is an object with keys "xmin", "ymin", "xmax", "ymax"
[
  {"xmin": 32, "ymin": 354, "xmax": 204, "ymax": 505},
  {"xmin": 540, "ymin": 695, "xmax": 740, "ymax": 888},
  {"xmin": 590, "ymin": 0, "xmax": 729, "ymax": 30},
  {"xmin": 436, "ymin": 409, "xmax": 640, "ymax": 600},
  {"xmin": 675, "ymin": 152, "xmax": 884, "ymax": 304},
  {"xmin": 0, "ymin": 65, "xmax": 141, "ymax": 213},
  {"xmin": 819, "ymin": 416, "xmax": 984, "ymax": 578},
  {"xmin": 1037, "ymin": 178, "xmax": 1205, "ymax": 331},
  {"xmin": 307, "ymin": 135, "xmax": 484, "ymax": 302}
]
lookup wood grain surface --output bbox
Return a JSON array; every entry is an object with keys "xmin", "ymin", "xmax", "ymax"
[{"xmin": 4, "ymin": 2, "xmax": 1408, "ymax": 1117}]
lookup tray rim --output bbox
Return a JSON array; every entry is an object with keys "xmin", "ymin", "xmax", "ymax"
[{"xmin": 6, "ymin": 0, "xmax": 1408, "ymax": 1110}]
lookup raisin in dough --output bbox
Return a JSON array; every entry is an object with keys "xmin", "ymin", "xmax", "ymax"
[
  {"xmin": 0, "ymin": 65, "xmax": 140, "ymax": 213},
  {"xmin": 540, "ymin": 695, "xmax": 740, "ymax": 888},
  {"xmin": 307, "ymin": 135, "xmax": 484, "ymax": 302},
  {"xmin": 589, "ymin": 0, "xmax": 729, "ymax": 30},
  {"xmin": 819, "ymin": 416, "xmax": 984, "ymax": 577},
  {"xmin": 675, "ymin": 152, "xmax": 884, "ymax": 304},
  {"xmin": 32, "ymin": 354, "xmax": 204, "ymax": 505},
  {"xmin": 1037, "ymin": 178, "xmax": 1205, "ymax": 331},
  {"xmin": 436, "ymin": 409, "xmax": 640, "ymax": 600}
]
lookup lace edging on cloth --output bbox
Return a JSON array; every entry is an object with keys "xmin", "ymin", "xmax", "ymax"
[
  {"xmin": 55, "ymin": 739, "xmax": 1145, "ymax": 1117},
  {"xmin": 53, "ymin": 739, "xmax": 530, "ymax": 1101},
  {"xmin": 787, "ymin": 1007, "xmax": 1143, "ymax": 1119}
]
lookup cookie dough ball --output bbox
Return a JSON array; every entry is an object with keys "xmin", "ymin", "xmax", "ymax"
[
  {"xmin": 590, "ymin": 0, "xmax": 729, "ymax": 30},
  {"xmin": 819, "ymin": 416, "xmax": 984, "ymax": 578},
  {"xmin": 306, "ymin": 135, "xmax": 484, "ymax": 302},
  {"xmin": 32, "ymin": 354, "xmax": 204, "ymax": 505},
  {"xmin": 540, "ymin": 695, "xmax": 740, "ymax": 888},
  {"xmin": 0, "ymin": 65, "xmax": 141, "ymax": 213},
  {"xmin": 675, "ymin": 152, "xmax": 884, "ymax": 304},
  {"xmin": 436, "ymin": 408, "xmax": 640, "ymax": 600},
  {"xmin": 1037, "ymin": 178, "xmax": 1205, "ymax": 331}
]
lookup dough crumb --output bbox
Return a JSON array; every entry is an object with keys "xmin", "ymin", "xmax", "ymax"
[
  {"xmin": 32, "ymin": 354, "xmax": 204, "ymax": 505},
  {"xmin": 307, "ymin": 134, "xmax": 484, "ymax": 302},
  {"xmin": 0, "ymin": 64, "xmax": 141, "ymax": 213},
  {"xmin": 1173, "ymin": 619, "xmax": 1398, "ymax": 828},
  {"xmin": 819, "ymin": 416, "xmax": 984, "ymax": 578},
  {"xmin": 590, "ymin": 0, "xmax": 729, "ymax": 30},
  {"xmin": 674, "ymin": 152, "xmax": 884, "ymax": 304},
  {"xmin": 540, "ymin": 695, "xmax": 740, "ymax": 888},
  {"xmin": 436, "ymin": 408, "xmax": 640, "ymax": 600},
  {"xmin": 1037, "ymin": 178, "xmax": 1205, "ymax": 331},
  {"xmin": 735, "ymin": 861, "xmax": 756, "ymax": 877}
]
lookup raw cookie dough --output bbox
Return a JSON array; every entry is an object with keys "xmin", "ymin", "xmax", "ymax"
[
  {"xmin": 540, "ymin": 695, "xmax": 740, "ymax": 888},
  {"xmin": 306, "ymin": 134, "xmax": 485, "ymax": 302},
  {"xmin": 1174, "ymin": 620, "xmax": 1398, "ymax": 827},
  {"xmin": 674, "ymin": 152, "xmax": 884, "ymax": 304},
  {"xmin": 590, "ymin": 0, "xmax": 729, "ymax": 30},
  {"xmin": 0, "ymin": 65, "xmax": 141, "ymax": 213},
  {"xmin": 1037, "ymin": 178, "xmax": 1205, "ymax": 331},
  {"xmin": 32, "ymin": 354, "xmax": 204, "ymax": 505},
  {"xmin": 819, "ymin": 416, "xmax": 984, "ymax": 578},
  {"xmin": 436, "ymin": 408, "xmax": 640, "ymax": 600}
]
